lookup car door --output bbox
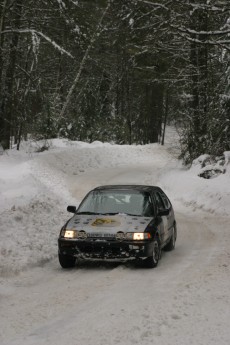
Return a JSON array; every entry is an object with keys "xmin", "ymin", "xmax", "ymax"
[
  {"xmin": 153, "ymin": 191, "xmax": 169, "ymax": 245},
  {"xmin": 158, "ymin": 190, "xmax": 174, "ymax": 238}
]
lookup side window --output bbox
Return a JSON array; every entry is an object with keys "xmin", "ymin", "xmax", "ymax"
[
  {"xmin": 154, "ymin": 192, "xmax": 165, "ymax": 210},
  {"xmin": 143, "ymin": 194, "xmax": 155, "ymax": 217},
  {"xmin": 159, "ymin": 191, "xmax": 171, "ymax": 209}
]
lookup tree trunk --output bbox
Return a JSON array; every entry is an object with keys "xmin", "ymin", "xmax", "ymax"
[
  {"xmin": 161, "ymin": 88, "xmax": 169, "ymax": 146},
  {"xmin": 1, "ymin": 0, "xmax": 23, "ymax": 149},
  {"xmin": 0, "ymin": 0, "xmax": 8, "ymax": 148},
  {"xmin": 189, "ymin": 1, "xmax": 209, "ymax": 158}
]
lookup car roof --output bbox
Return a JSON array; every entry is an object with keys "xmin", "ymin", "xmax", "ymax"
[{"xmin": 93, "ymin": 185, "xmax": 162, "ymax": 193}]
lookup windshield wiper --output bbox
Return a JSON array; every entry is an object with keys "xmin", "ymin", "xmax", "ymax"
[
  {"xmin": 76, "ymin": 212, "xmax": 101, "ymax": 215},
  {"xmin": 124, "ymin": 213, "xmax": 141, "ymax": 216},
  {"xmin": 77, "ymin": 212, "xmax": 141, "ymax": 216},
  {"xmin": 100, "ymin": 212, "xmax": 141, "ymax": 216},
  {"xmin": 100, "ymin": 212, "xmax": 119, "ymax": 215}
]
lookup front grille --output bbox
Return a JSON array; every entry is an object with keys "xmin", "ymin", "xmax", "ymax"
[{"xmin": 76, "ymin": 241, "xmax": 130, "ymax": 256}]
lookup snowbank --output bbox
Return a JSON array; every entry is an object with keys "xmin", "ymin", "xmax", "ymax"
[
  {"xmin": 160, "ymin": 152, "xmax": 230, "ymax": 216},
  {"xmin": 0, "ymin": 131, "xmax": 229, "ymax": 275}
]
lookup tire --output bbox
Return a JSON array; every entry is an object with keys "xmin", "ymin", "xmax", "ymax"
[
  {"xmin": 58, "ymin": 253, "xmax": 76, "ymax": 268},
  {"xmin": 164, "ymin": 224, "xmax": 176, "ymax": 251},
  {"xmin": 144, "ymin": 238, "xmax": 161, "ymax": 268}
]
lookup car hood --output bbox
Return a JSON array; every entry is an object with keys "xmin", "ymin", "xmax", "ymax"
[{"xmin": 66, "ymin": 214, "xmax": 152, "ymax": 234}]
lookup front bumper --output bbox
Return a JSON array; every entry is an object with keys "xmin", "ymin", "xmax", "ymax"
[{"xmin": 58, "ymin": 238, "xmax": 153, "ymax": 260}]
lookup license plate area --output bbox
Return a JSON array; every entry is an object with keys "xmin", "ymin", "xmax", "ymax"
[{"xmin": 87, "ymin": 232, "xmax": 115, "ymax": 239}]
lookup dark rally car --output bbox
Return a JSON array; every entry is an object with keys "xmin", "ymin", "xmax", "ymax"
[{"xmin": 58, "ymin": 185, "xmax": 177, "ymax": 269}]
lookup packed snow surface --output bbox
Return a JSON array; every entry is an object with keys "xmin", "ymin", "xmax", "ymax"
[{"xmin": 0, "ymin": 127, "xmax": 230, "ymax": 345}]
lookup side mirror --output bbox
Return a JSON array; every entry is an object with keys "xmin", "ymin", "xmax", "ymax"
[
  {"xmin": 67, "ymin": 205, "xmax": 76, "ymax": 213},
  {"xmin": 158, "ymin": 208, "xmax": 169, "ymax": 216}
]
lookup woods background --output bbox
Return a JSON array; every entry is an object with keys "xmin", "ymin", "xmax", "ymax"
[{"xmin": 0, "ymin": 0, "xmax": 229, "ymax": 163}]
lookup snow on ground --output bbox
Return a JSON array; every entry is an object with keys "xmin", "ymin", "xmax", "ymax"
[
  {"xmin": 0, "ymin": 132, "xmax": 178, "ymax": 274},
  {"xmin": 161, "ymin": 159, "xmax": 230, "ymax": 216},
  {"xmin": 0, "ymin": 127, "xmax": 230, "ymax": 345},
  {"xmin": 0, "ymin": 128, "xmax": 229, "ymax": 274}
]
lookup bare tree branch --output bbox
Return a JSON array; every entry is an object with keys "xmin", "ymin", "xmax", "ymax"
[
  {"xmin": 59, "ymin": 0, "xmax": 113, "ymax": 118},
  {"xmin": 1, "ymin": 29, "xmax": 74, "ymax": 58},
  {"xmin": 171, "ymin": 25, "xmax": 230, "ymax": 37}
]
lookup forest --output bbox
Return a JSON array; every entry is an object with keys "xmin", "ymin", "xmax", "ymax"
[{"xmin": 0, "ymin": 0, "xmax": 229, "ymax": 163}]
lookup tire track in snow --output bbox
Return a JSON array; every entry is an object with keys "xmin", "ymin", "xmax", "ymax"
[{"xmin": 1, "ymin": 213, "xmax": 229, "ymax": 345}]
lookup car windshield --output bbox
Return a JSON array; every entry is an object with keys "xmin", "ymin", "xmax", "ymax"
[{"xmin": 77, "ymin": 190, "xmax": 154, "ymax": 217}]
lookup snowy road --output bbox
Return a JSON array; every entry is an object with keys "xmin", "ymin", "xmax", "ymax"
[
  {"xmin": 1, "ymin": 135, "xmax": 230, "ymax": 344},
  {"xmin": 1, "ymin": 212, "xmax": 230, "ymax": 345}
]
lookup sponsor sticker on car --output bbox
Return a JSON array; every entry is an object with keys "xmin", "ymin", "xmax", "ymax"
[{"xmin": 91, "ymin": 218, "xmax": 121, "ymax": 227}]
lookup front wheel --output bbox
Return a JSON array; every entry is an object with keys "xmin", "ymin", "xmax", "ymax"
[
  {"xmin": 144, "ymin": 238, "xmax": 161, "ymax": 268},
  {"xmin": 58, "ymin": 253, "xmax": 76, "ymax": 268}
]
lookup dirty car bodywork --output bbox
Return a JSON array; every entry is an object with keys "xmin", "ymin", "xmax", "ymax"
[{"xmin": 58, "ymin": 185, "xmax": 177, "ymax": 268}]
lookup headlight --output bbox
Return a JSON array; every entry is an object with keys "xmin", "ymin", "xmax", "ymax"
[
  {"xmin": 133, "ymin": 233, "xmax": 145, "ymax": 240},
  {"xmin": 63, "ymin": 230, "xmax": 77, "ymax": 239},
  {"xmin": 126, "ymin": 232, "xmax": 151, "ymax": 240},
  {"xmin": 61, "ymin": 229, "xmax": 87, "ymax": 239}
]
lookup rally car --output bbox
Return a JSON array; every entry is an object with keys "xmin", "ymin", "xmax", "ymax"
[{"xmin": 58, "ymin": 185, "xmax": 177, "ymax": 269}]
